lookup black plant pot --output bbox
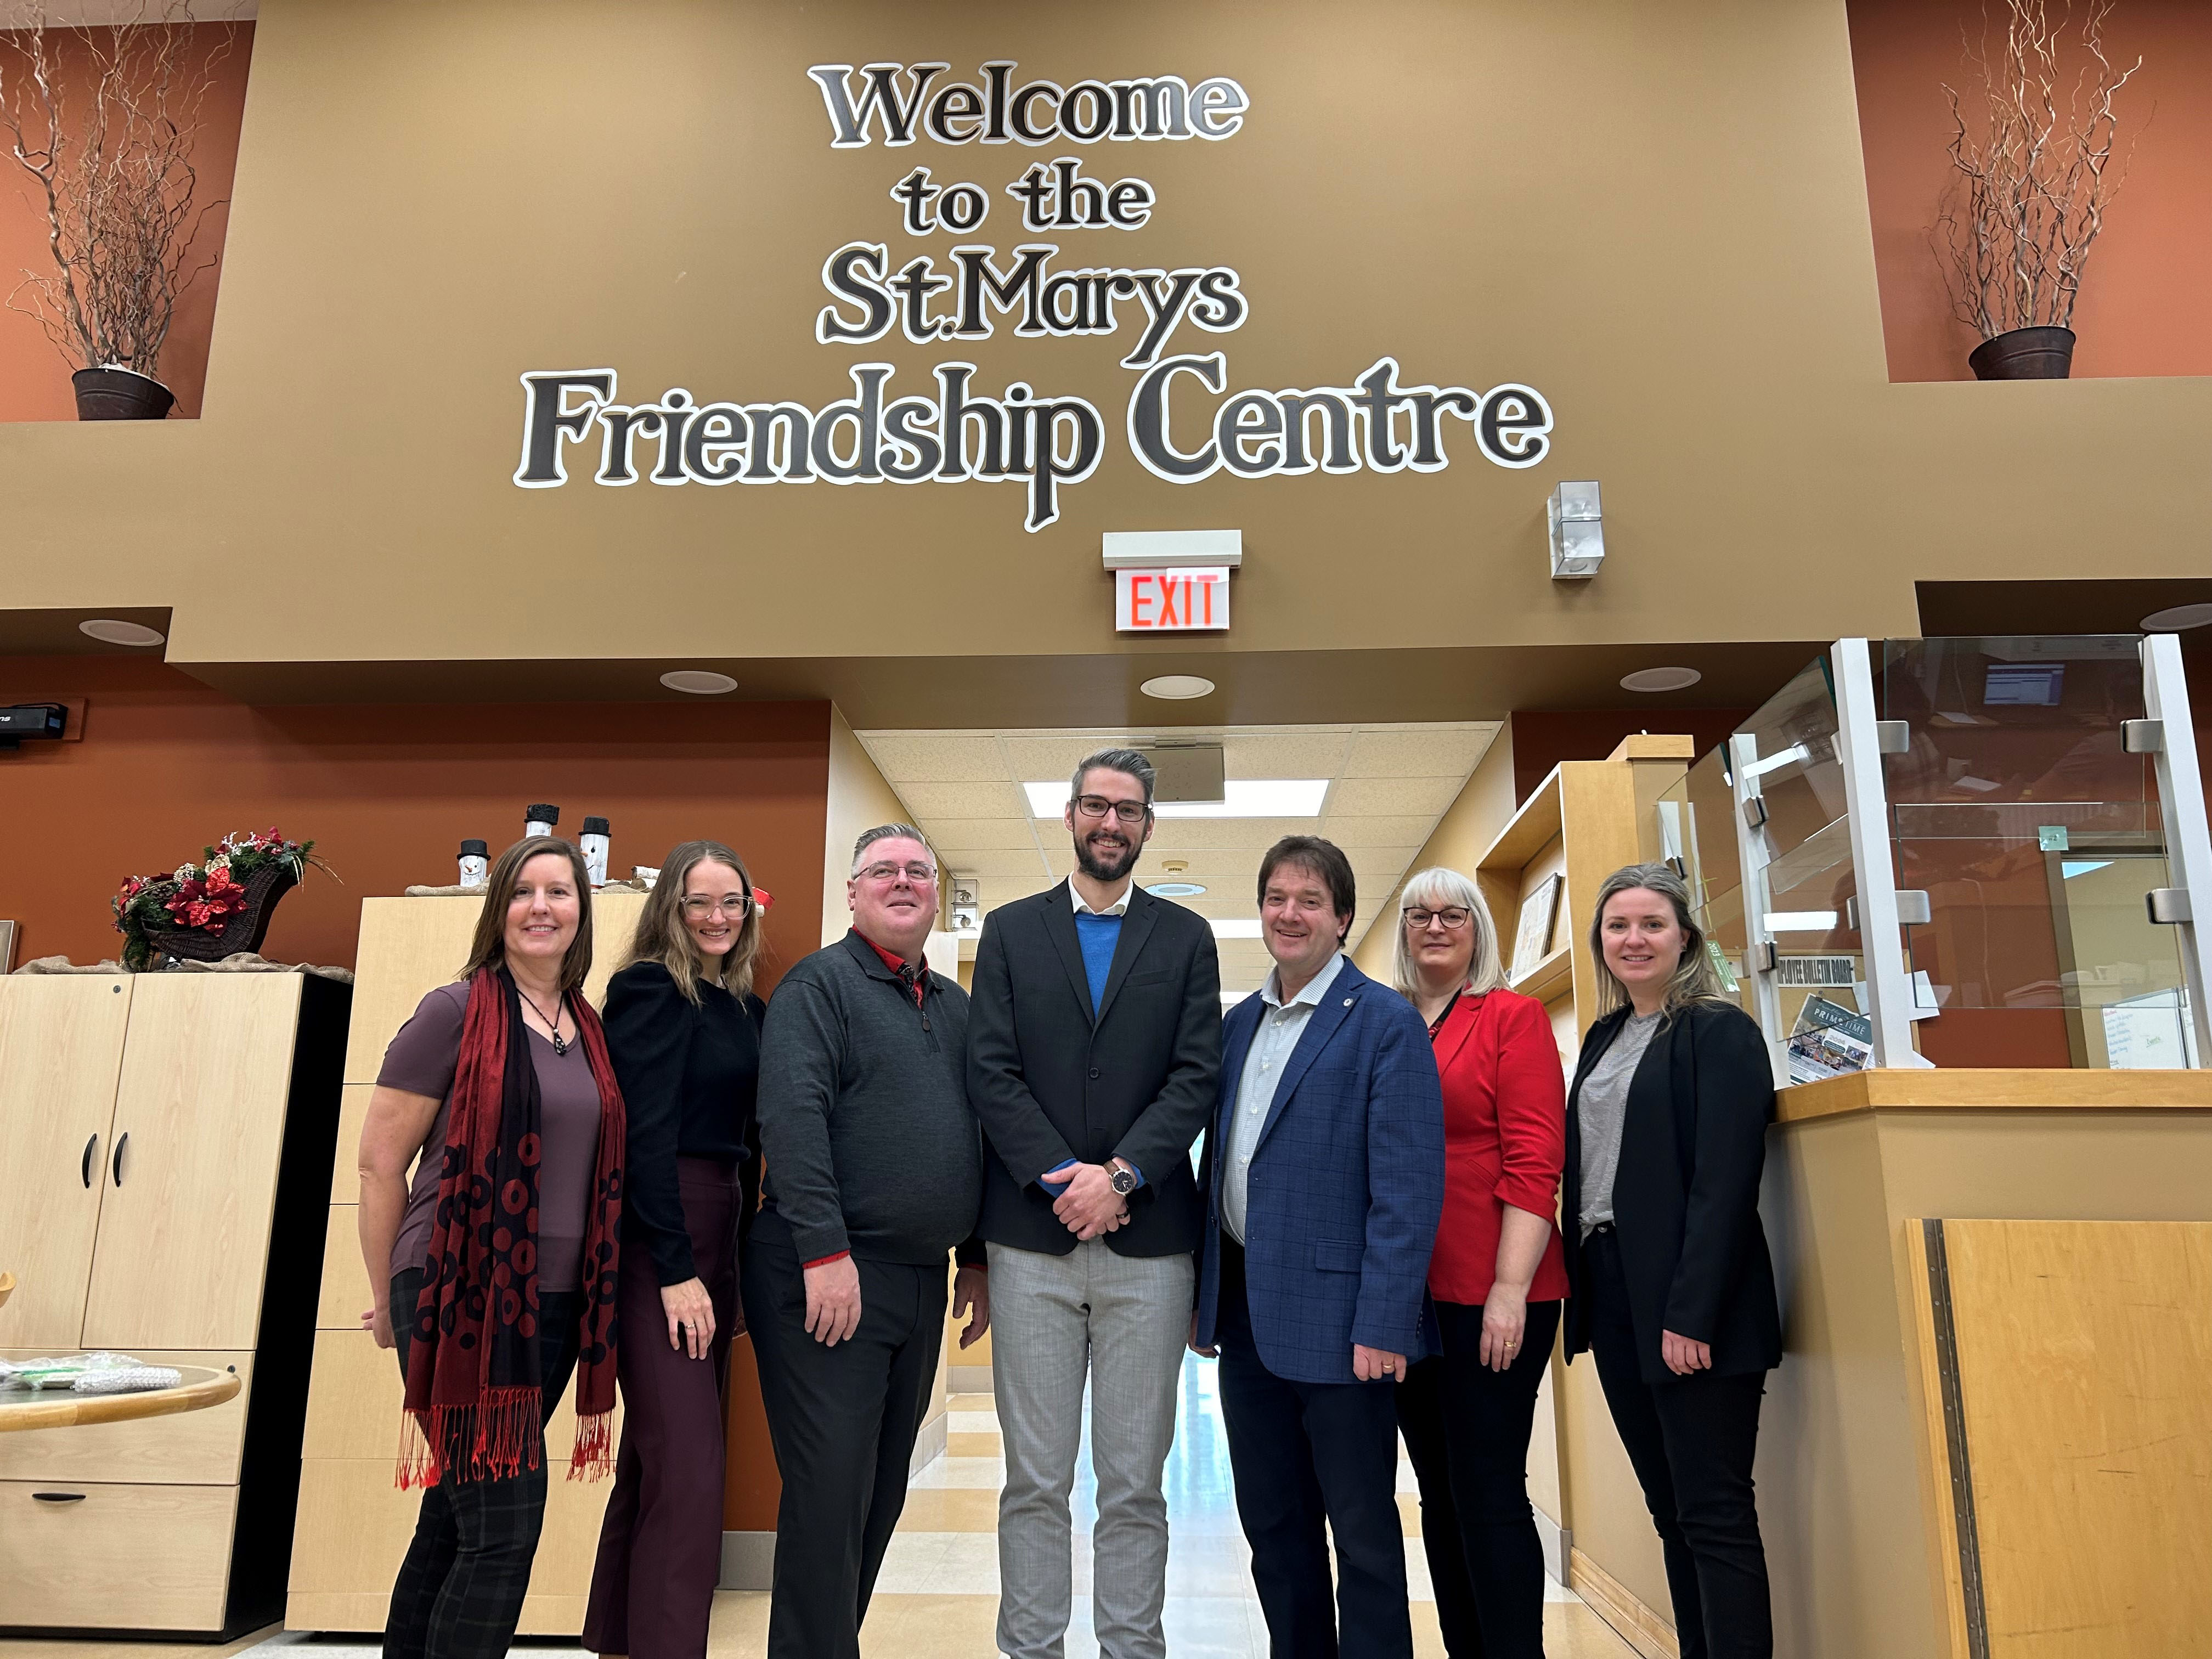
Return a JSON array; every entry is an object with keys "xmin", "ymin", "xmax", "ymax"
[
  {"xmin": 1968, "ymin": 326, "xmax": 2075, "ymax": 381},
  {"xmin": 72, "ymin": 365, "xmax": 177, "ymax": 421}
]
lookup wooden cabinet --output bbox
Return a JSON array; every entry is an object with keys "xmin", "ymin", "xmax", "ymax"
[
  {"xmin": 0, "ymin": 973, "xmax": 349, "ymax": 1637},
  {"xmin": 0, "ymin": 978, "xmax": 134, "ymax": 1349},
  {"xmin": 291, "ymin": 894, "xmax": 644, "ymax": 1637}
]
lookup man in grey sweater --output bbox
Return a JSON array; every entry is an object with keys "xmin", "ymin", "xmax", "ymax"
[{"xmin": 742, "ymin": 824, "xmax": 990, "ymax": 1659}]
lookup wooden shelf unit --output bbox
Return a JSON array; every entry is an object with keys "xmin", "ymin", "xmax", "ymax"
[{"xmin": 0, "ymin": 972, "xmax": 350, "ymax": 1638}]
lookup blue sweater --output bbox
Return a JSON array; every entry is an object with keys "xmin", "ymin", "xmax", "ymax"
[{"xmin": 1073, "ymin": 911, "xmax": 1122, "ymax": 1015}]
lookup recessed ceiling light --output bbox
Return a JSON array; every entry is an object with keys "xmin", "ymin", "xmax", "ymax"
[
  {"xmin": 661, "ymin": 669, "xmax": 737, "ymax": 695},
  {"xmin": 1210, "ymin": 919, "xmax": 1263, "ymax": 938},
  {"xmin": 1620, "ymin": 666, "xmax": 1701, "ymax": 693},
  {"xmin": 1023, "ymin": 778, "xmax": 1328, "ymax": 819},
  {"xmin": 2140, "ymin": 602, "xmax": 2212, "ymax": 631},
  {"xmin": 1140, "ymin": 674, "xmax": 1215, "ymax": 700},
  {"xmin": 1146, "ymin": 881, "xmax": 1207, "ymax": 898},
  {"xmin": 79, "ymin": 618, "xmax": 165, "ymax": 647}
]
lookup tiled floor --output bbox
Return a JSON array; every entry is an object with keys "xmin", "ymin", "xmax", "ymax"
[{"xmin": 3, "ymin": 1356, "xmax": 1640, "ymax": 1659}]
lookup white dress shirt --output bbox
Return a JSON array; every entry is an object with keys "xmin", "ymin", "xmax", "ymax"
[
  {"xmin": 1068, "ymin": 874, "xmax": 1135, "ymax": 916},
  {"xmin": 1220, "ymin": 951, "xmax": 1346, "ymax": 1244}
]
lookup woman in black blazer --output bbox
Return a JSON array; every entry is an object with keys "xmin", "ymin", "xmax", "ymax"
[
  {"xmin": 584, "ymin": 839, "xmax": 768, "ymax": 1659},
  {"xmin": 1562, "ymin": 863, "xmax": 1781, "ymax": 1659}
]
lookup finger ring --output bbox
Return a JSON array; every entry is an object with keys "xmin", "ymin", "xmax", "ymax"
[
  {"xmin": 1505, "ymin": 1340, "xmax": 1517, "ymax": 1348},
  {"xmin": 1382, "ymin": 1363, "xmax": 1395, "ymax": 1373}
]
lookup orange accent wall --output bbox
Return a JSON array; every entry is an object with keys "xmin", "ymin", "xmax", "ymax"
[
  {"xmin": 1847, "ymin": 0, "xmax": 2212, "ymax": 381},
  {"xmin": 0, "ymin": 656, "xmax": 829, "ymax": 979},
  {"xmin": 0, "ymin": 22, "xmax": 251, "ymax": 421}
]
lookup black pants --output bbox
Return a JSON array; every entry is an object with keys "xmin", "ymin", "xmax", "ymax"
[
  {"xmin": 1397, "ymin": 1297, "xmax": 1563, "ymax": 1659},
  {"xmin": 1583, "ymin": 1228, "xmax": 1771, "ymax": 1659},
  {"xmin": 1214, "ymin": 1235, "xmax": 1411, "ymax": 1659},
  {"xmin": 385, "ymin": 1268, "xmax": 584, "ymax": 1659},
  {"xmin": 740, "ymin": 1208, "xmax": 948, "ymax": 1659}
]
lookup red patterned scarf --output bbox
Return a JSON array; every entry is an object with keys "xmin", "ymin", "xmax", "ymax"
[{"xmin": 398, "ymin": 964, "xmax": 625, "ymax": 1487}]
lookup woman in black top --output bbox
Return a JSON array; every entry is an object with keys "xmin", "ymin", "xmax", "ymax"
[
  {"xmin": 1562, "ymin": 864, "xmax": 1781, "ymax": 1659},
  {"xmin": 584, "ymin": 839, "xmax": 768, "ymax": 1659}
]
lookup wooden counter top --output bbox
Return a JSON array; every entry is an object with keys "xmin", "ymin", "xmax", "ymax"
[{"xmin": 1776, "ymin": 1068, "xmax": 2212, "ymax": 1124}]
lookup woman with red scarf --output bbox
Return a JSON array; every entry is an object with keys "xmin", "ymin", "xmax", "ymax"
[
  {"xmin": 1392, "ymin": 866, "xmax": 1569, "ymax": 1659},
  {"xmin": 357, "ymin": 835, "xmax": 627, "ymax": 1659}
]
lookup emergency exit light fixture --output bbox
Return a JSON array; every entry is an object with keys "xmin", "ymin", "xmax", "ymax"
[{"xmin": 1547, "ymin": 481, "xmax": 1604, "ymax": 580}]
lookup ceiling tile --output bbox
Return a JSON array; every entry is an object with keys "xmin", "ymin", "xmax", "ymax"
[
  {"xmin": 1145, "ymin": 819, "xmax": 1307, "ymax": 851},
  {"xmin": 1326, "ymin": 775, "xmax": 1462, "ymax": 820},
  {"xmin": 855, "ymin": 733, "xmax": 1007, "ymax": 782},
  {"xmin": 1321, "ymin": 815, "xmax": 1439, "ymax": 847},
  {"xmin": 1342, "ymin": 725, "xmax": 1500, "ymax": 778},
  {"xmin": 1000, "ymin": 735, "xmax": 1130, "ymax": 786},
  {"xmin": 940, "ymin": 849, "xmax": 1053, "ymax": 878},
  {"xmin": 916, "ymin": 817, "xmax": 1042, "ymax": 851},
  {"xmin": 1222, "ymin": 731, "xmax": 1353, "ymax": 778},
  {"xmin": 898, "ymin": 779, "xmax": 1032, "ymax": 821}
]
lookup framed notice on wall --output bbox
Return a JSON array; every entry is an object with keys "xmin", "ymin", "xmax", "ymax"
[{"xmin": 1509, "ymin": 875, "xmax": 1564, "ymax": 984}]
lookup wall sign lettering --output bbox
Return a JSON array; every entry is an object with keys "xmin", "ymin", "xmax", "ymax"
[{"xmin": 515, "ymin": 60, "xmax": 1555, "ymax": 531}]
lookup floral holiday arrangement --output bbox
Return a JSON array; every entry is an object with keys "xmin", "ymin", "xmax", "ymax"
[{"xmin": 111, "ymin": 828, "xmax": 329, "ymax": 971}]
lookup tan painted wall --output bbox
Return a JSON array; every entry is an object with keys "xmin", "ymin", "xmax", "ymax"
[
  {"xmin": 821, "ymin": 705, "xmax": 918, "ymax": 946},
  {"xmin": 7, "ymin": 0, "xmax": 2210, "ymax": 693}
]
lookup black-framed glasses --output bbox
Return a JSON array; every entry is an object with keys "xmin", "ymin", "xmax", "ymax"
[
  {"xmin": 1404, "ymin": 906, "xmax": 1472, "ymax": 932},
  {"xmin": 857, "ymin": 860, "xmax": 938, "ymax": 884},
  {"xmin": 1073, "ymin": 794, "xmax": 1150, "ymax": 826},
  {"xmin": 681, "ymin": 894, "xmax": 753, "ymax": 919}
]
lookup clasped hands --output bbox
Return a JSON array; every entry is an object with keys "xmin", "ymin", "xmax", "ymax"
[{"xmin": 1047, "ymin": 1160, "xmax": 1130, "ymax": 1241}]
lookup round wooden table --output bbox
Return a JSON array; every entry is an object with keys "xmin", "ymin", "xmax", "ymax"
[{"xmin": 0, "ymin": 1365, "xmax": 240, "ymax": 1432}]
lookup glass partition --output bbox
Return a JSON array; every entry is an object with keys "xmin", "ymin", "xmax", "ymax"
[
  {"xmin": 1660, "ymin": 634, "xmax": 2207, "ymax": 1074},
  {"xmin": 1876, "ymin": 636, "xmax": 2195, "ymax": 1068}
]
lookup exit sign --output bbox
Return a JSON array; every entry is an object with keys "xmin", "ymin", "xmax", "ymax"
[{"xmin": 1116, "ymin": 566, "xmax": 1231, "ymax": 631}]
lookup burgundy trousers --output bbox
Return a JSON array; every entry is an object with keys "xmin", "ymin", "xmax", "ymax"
[{"xmin": 583, "ymin": 1157, "xmax": 742, "ymax": 1659}]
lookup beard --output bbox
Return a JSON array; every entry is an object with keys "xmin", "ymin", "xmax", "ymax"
[{"xmin": 1074, "ymin": 827, "xmax": 1142, "ymax": 883}]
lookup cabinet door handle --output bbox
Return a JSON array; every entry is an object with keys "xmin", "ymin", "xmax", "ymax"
[
  {"xmin": 32, "ymin": 1492, "xmax": 88, "ymax": 1503},
  {"xmin": 111, "ymin": 1131, "xmax": 128, "ymax": 1187},
  {"xmin": 82, "ymin": 1133, "xmax": 99, "ymax": 1189}
]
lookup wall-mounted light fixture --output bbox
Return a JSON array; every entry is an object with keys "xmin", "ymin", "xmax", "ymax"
[{"xmin": 1547, "ymin": 481, "xmax": 1603, "ymax": 580}]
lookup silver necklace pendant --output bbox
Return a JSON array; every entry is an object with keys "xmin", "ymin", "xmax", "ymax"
[{"xmin": 550, "ymin": 1031, "xmax": 569, "ymax": 1057}]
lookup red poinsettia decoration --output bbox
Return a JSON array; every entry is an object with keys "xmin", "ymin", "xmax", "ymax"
[{"xmin": 166, "ymin": 863, "xmax": 250, "ymax": 931}]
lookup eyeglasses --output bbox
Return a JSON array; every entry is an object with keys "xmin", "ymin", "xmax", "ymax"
[
  {"xmin": 1073, "ymin": 795, "xmax": 1150, "ymax": 826},
  {"xmin": 857, "ymin": 861, "xmax": 938, "ymax": 884},
  {"xmin": 681, "ymin": 894, "xmax": 753, "ymax": 919},
  {"xmin": 1403, "ymin": 906, "xmax": 1472, "ymax": 932}
]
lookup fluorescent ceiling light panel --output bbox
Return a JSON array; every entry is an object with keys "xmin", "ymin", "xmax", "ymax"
[
  {"xmin": 1023, "ymin": 780, "xmax": 1328, "ymax": 818},
  {"xmin": 1210, "ymin": 919, "xmax": 1263, "ymax": 938},
  {"xmin": 1763, "ymin": 911, "xmax": 1839, "ymax": 932}
]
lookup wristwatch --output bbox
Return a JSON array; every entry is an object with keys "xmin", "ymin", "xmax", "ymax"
[{"xmin": 1108, "ymin": 1162, "xmax": 1139, "ymax": 1196}]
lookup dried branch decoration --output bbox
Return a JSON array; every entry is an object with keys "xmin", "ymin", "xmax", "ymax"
[
  {"xmin": 1, "ymin": 2, "xmax": 239, "ymax": 379},
  {"xmin": 1932, "ymin": 0, "xmax": 2141, "ymax": 340}
]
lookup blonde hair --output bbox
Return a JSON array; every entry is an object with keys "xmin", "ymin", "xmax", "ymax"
[
  {"xmin": 1587, "ymin": 862, "xmax": 1734, "ymax": 1020},
  {"xmin": 627, "ymin": 839, "xmax": 765, "ymax": 1003},
  {"xmin": 460, "ymin": 837, "xmax": 595, "ymax": 994},
  {"xmin": 1391, "ymin": 866, "xmax": 1506, "ymax": 1000}
]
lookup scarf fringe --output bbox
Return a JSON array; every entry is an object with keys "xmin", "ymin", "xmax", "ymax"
[
  {"xmin": 568, "ymin": 1409, "xmax": 614, "ymax": 1482},
  {"xmin": 393, "ymin": 1390, "xmax": 544, "ymax": 1490}
]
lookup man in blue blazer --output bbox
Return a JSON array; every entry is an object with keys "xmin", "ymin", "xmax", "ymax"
[{"xmin": 1193, "ymin": 835, "xmax": 1446, "ymax": 1659}]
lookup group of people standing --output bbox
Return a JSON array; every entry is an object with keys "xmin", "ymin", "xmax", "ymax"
[{"xmin": 356, "ymin": 745, "xmax": 1783, "ymax": 1659}]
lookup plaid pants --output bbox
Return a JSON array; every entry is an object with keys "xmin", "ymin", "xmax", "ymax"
[{"xmin": 383, "ymin": 1270, "xmax": 584, "ymax": 1659}]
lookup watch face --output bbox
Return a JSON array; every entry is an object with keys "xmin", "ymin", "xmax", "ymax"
[{"xmin": 1111, "ymin": 1167, "xmax": 1137, "ymax": 1194}]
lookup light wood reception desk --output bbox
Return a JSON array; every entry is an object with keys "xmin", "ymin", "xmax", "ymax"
[{"xmin": 1751, "ymin": 1069, "xmax": 2212, "ymax": 1659}]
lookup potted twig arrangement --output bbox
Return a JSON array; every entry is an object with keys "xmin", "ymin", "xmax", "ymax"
[
  {"xmin": 1932, "ymin": 0, "xmax": 2141, "ymax": 381},
  {"xmin": 0, "ymin": 2, "xmax": 239, "ymax": 420}
]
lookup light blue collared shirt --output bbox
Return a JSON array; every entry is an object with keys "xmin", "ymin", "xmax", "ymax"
[{"xmin": 1220, "ymin": 951, "xmax": 1346, "ymax": 1244}]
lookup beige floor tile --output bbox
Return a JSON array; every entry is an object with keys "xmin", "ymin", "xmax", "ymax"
[
  {"xmin": 947, "ymin": 1392, "xmax": 995, "ymax": 1412},
  {"xmin": 854, "ymin": 1593, "xmax": 1002, "ymax": 1657},
  {"xmin": 1411, "ymin": 1600, "xmax": 1644, "ymax": 1658},
  {"xmin": 895, "ymin": 1487, "xmax": 1002, "ymax": 1531},
  {"xmin": 946, "ymin": 1430, "xmax": 1002, "ymax": 1456}
]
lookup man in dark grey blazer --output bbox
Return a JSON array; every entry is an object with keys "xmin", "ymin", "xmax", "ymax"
[{"xmin": 967, "ymin": 748, "xmax": 1222, "ymax": 1659}]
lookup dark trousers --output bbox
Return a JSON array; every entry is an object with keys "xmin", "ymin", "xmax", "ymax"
[
  {"xmin": 740, "ymin": 1207, "xmax": 948, "ymax": 1659},
  {"xmin": 584, "ymin": 1158, "xmax": 742, "ymax": 1659},
  {"xmin": 1584, "ymin": 1228, "xmax": 1771, "ymax": 1659},
  {"xmin": 385, "ymin": 1269, "xmax": 584, "ymax": 1659},
  {"xmin": 1398, "ymin": 1297, "xmax": 1564, "ymax": 1659},
  {"xmin": 1214, "ymin": 1235, "xmax": 1411, "ymax": 1659}
]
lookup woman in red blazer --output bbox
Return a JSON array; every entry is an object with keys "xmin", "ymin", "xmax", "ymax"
[{"xmin": 1393, "ymin": 866, "xmax": 1569, "ymax": 1659}]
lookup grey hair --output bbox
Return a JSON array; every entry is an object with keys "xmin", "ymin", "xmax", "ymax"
[
  {"xmin": 1390, "ymin": 866, "xmax": 1506, "ymax": 1000},
  {"xmin": 1587, "ymin": 861, "xmax": 1733, "ymax": 1020},
  {"xmin": 850, "ymin": 822, "xmax": 935, "ymax": 877},
  {"xmin": 1069, "ymin": 747, "xmax": 1156, "ymax": 806}
]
